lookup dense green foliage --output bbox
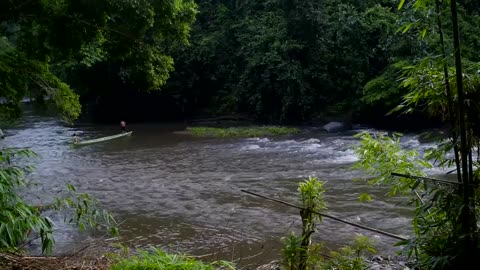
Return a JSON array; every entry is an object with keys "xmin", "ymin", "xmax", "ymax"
[
  {"xmin": 150, "ymin": 0, "xmax": 476, "ymax": 125},
  {"xmin": 316, "ymin": 235, "xmax": 376, "ymax": 270},
  {"xmin": 353, "ymin": 131, "xmax": 480, "ymax": 269},
  {"xmin": 0, "ymin": 0, "xmax": 196, "ymax": 254},
  {"xmin": 165, "ymin": 0, "xmax": 409, "ymax": 123},
  {"xmin": 186, "ymin": 126, "xmax": 299, "ymax": 137},
  {"xmin": 0, "ymin": 0, "xmax": 197, "ymax": 122},
  {"xmin": 109, "ymin": 247, "xmax": 234, "ymax": 270},
  {"xmin": 351, "ymin": 1, "xmax": 480, "ymax": 268},
  {"xmin": 353, "ymin": 132, "xmax": 432, "ymax": 197},
  {"xmin": 2, "ymin": 0, "xmax": 479, "ymax": 125},
  {"xmin": 0, "ymin": 149, "xmax": 53, "ymax": 252}
]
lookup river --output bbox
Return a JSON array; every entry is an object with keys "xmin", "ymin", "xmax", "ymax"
[{"xmin": 1, "ymin": 111, "xmax": 446, "ymax": 268}]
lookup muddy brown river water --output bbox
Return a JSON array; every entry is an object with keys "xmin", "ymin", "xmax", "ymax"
[{"xmin": 1, "ymin": 112, "xmax": 447, "ymax": 267}]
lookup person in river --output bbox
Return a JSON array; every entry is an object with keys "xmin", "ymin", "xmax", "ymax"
[
  {"xmin": 120, "ymin": 120, "xmax": 127, "ymax": 133},
  {"xmin": 72, "ymin": 133, "xmax": 79, "ymax": 144}
]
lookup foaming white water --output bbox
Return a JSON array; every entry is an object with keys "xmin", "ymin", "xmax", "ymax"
[
  {"xmin": 238, "ymin": 132, "xmax": 456, "ymax": 168},
  {"xmin": 245, "ymin": 137, "xmax": 270, "ymax": 143},
  {"xmin": 240, "ymin": 145, "xmax": 262, "ymax": 151},
  {"xmin": 330, "ymin": 149, "xmax": 358, "ymax": 163},
  {"xmin": 300, "ymin": 143, "xmax": 323, "ymax": 152},
  {"xmin": 238, "ymin": 135, "xmax": 359, "ymax": 164}
]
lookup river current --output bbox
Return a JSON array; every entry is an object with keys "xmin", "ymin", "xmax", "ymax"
[{"xmin": 1, "ymin": 112, "xmax": 446, "ymax": 267}]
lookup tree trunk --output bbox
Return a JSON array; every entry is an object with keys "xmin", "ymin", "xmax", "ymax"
[
  {"xmin": 435, "ymin": 0, "xmax": 462, "ymax": 181},
  {"xmin": 450, "ymin": 0, "xmax": 477, "ymax": 264}
]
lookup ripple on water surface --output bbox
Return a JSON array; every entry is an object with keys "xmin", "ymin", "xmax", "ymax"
[{"xmin": 3, "ymin": 116, "xmax": 446, "ymax": 266}]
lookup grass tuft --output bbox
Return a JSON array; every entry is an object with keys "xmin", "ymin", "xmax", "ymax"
[
  {"xmin": 109, "ymin": 247, "xmax": 235, "ymax": 270},
  {"xmin": 186, "ymin": 126, "xmax": 300, "ymax": 138}
]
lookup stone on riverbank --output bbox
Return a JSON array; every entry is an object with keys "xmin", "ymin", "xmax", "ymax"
[
  {"xmin": 254, "ymin": 256, "xmax": 413, "ymax": 270},
  {"xmin": 322, "ymin": 121, "xmax": 349, "ymax": 133}
]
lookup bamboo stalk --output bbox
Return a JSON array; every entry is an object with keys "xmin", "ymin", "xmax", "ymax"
[
  {"xmin": 391, "ymin": 172, "xmax": 460, "ymax": 186},
  {"xmin": 435, "ymin": 0, "xmax": 462, "ymax": 182},
  {"xmin": 241, "ymin": 190, "xmax": 407, "ymax": 241}
]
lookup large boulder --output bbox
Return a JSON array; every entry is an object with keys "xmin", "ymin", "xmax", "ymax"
[{"xmin": 322, "ymin": 121, "xmax": 348, "ymax": 133}]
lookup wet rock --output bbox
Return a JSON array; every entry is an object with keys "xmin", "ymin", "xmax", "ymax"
[
  {"xmin": 255, "ymin": 256, "xmax": 413, "ymax": 270},
  {"xmin": 372, "ymin": 255, "xmax": 384, "ymax": 262},
  {"xmin": 322, "ymin": 122, "xmax": 348, "ymax": 133},
  {"xmin": 366, "ymin": 255, "xmax": 413, "ymax": 270},
  {"xmin": 255, "ymin": 260, "xmax": 280, "ymax": 270}
]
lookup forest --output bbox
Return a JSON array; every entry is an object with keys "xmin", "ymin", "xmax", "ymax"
[{"xmin": 1, "ymin": 0, "xmax": 478, "ymax": 127}]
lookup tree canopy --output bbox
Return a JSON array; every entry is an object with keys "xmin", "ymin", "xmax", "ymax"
[
  {"xmin": 159, "ymin": 0, "xmax": 480, "ymax": 125},
  {"xmin": 1, "ymin": 0, "xmax": 480, "ymax": 126},
  {"xmin": 0, "ymin": 0, "xmax": 197, "ymax": 122}
]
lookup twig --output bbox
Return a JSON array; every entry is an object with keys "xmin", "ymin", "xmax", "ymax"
[
  {"xmin": 318, "ymin": 252, "xmax": 333, "ymax": 259},
  {"xmin": 241, "ymin": 190, "xmax": 407, "ymax": 241},
  {"xmin": 446, "ymin": 169, "xmax": 457, "ymax": 175},
  {"xmin": 17, "ymin": 228, "xmax": 64, "ymax": 250},
  {"xmin": 233, "ymin": 249, "xmax": 265, "ymax": 263},
  {"xmin": 391, "ymin": 172, "xmax": 461, "ymax": 185},
  {"xmin": 64, "ymin": 243, "xmax": 94, "ymax": 260}
]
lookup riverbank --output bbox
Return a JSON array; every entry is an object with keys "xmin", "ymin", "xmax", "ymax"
[
  {"xmin": 256, "ymin": 255, "xmax": 414, "ymax": 270},
  {"xmin": 0, "ymin": 253, "xmax": 109, "ymax": 270},
  {"xmin": 0, "ymin": 252, "xmax": 414, "ymax": 270}
]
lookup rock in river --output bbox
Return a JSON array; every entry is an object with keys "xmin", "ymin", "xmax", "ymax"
[{"xmin": 322, "ymin": 121, "xmax": 349, "ymax": 133}]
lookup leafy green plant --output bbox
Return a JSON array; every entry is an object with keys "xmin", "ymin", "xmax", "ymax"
[
  {"xmin": 0, "ymin": 148, "xmax": 54, "ymax": 253},
  {"xmin": 299, "ymin": 177, "xmax": 327, "ymax": 215},
  {"xmin": 109, "ymin": 247, "xmax": 235, "ymax": 270},
  {"xmin": 0, "ymin": 147, "xmax": 117, "ymax": 254},
  {"xmin": 317, "ymin": 235, "xmax": 376, "ymax": 270},
  {"xmin": 352, "ymin": 131, "xmax": 478, "ymax": 269},
  {"xmin": 281, "ymin": 232, "xmax": 304, "ymax": 270},
  {"xmin": 281, "ymin": 177, "xmax": 327, "ymax": 270},
  {"xmin": 352, "ymin": 132, "xmax": 432, "ymax": 197},
  {"xmin": 359, "ymin": 1, "xmax": 480, "ymax": 267},
  {"xmin": 54, "ymin": 184, "xmax": 118, "ymax": 236},
  {"xmin": 298, "ymin": 177, "xmax": 327, "ymax": 270}
]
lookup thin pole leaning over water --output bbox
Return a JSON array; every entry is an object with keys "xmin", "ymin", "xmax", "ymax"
[
  {"xmin": 391, "ymin": 172, "xmax": 461, "ymax": 186},
  {"xmin": 241, "ymin": 189, "xmax": 407, "ymax": 241}
]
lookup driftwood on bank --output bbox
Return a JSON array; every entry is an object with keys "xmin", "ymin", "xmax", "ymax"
[{"xmin": 241, "ymin": 190, "xmax": 407, "ymax": 241}]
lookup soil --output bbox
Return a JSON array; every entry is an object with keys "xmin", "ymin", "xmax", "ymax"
[{"xmin": 0, "ymin": 253, "xmax": 109, "ymax": 270}]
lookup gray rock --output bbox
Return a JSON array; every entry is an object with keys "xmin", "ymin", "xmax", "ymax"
[
  {"xmin": 372, "ymin": 255, "xmax": 384, "ymax": 262},
  {"xmin": 322, "ymin": 122, "xmax": 348, "ymax": 133}
]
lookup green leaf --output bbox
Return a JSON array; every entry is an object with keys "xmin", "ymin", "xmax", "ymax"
[
  {"xmin": 402, "ymin": 23, "xmax": 413, "ymax": 33},
  {"xmin": 398, "ymin": 0, "xmax": 406, "ymax": 10},
  {"xmin": 421, "ymin": 28, "xmax": 427, "ymax": 38},
  {"xmin": 359, "ymin": 193, "xmax": 372, "ymax": 202}
]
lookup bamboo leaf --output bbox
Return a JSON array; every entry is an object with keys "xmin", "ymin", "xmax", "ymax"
[
  {"xmin": 421, "ymin": 28, "xmax": 427, "ymax": 38},
  {"xmin": 359, "ymin": 193, "xmax": 372, "ymax": 202}
]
